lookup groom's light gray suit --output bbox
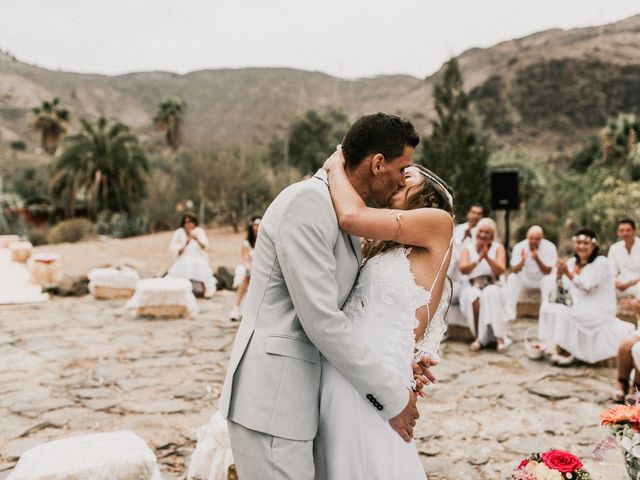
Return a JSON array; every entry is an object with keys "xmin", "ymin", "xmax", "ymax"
[{"xmin": 218, "ymin": 169, "xmax": 408, "ymax": 478}]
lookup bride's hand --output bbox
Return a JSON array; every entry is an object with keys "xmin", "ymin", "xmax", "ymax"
[
  {"xmin": 412, "ymin": 355, "xmax": 437, "ymax": 395},
  {"xmin": 323, "ymin": 145, "xmax": 346, "ymax": 172}
]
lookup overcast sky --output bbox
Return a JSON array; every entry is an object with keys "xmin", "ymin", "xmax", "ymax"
[{"xmin": 1, "ymin": 1, "xmax": 639, "ymax": 79}]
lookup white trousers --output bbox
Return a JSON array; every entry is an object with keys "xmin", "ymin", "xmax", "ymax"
[
  {"xmin": 227, "ymin": 420, "xmax": 314, "ymax": 480},
  {"xmin": 460, "ymin": 284, "xmax": 510, "ymax": 346}
]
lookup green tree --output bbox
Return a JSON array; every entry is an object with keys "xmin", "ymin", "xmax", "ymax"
[
  {"xmin": 50, "ymin": 117, "xmax": 149, "ymax": 217},
  {"xmin": 420, "ymin": 58, "xmax": 491, "ymax": 219},
  {"xmin": 32, "ymin": 97, "xmax": 69, "ymax": 155},
  {"xmin": 286, "ymin": 109, "xmax": 349, "ymax": 174},
  {"xmin": 154, "ymin": 96, "xmax": 187, "ymax": 150},
  {"xmin": 570, "ymin": 114, "xmax": 640, "ymax": 179}
]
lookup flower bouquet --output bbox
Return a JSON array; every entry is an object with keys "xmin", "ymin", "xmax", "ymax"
[
  {"xmin": 599, "ymin": 403, "xmax": 640, "ymax": 479},
  {"xmin": 511, "ymin": 450, "xmax": 591, "ymax": 479}
]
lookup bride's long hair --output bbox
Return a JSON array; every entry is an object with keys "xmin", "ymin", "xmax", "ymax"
[{"xmin": 362, "ymin": 164, "xmax": 454, "ymax": 262}]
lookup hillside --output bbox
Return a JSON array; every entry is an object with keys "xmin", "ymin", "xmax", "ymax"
[{"xmin": 1, "ymin": 14, "xmax": 639, "ymax": 167}]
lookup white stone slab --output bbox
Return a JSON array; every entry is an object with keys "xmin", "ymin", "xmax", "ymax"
[{"xmin": 7, "ymin": 430, "xmax": 162, "ymax": 480}]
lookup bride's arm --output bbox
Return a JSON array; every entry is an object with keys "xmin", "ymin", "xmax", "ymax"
[{"xmin": 325, "ymin": 151, "xmax": 451, "ymax": 250}]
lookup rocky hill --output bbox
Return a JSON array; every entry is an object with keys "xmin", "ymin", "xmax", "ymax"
[{"xmin": 1, "ymin": 14, "xmax": 639, "ymax": 167}]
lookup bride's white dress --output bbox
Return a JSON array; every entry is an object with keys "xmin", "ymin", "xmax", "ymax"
[{"xmin": 314, "ymin": 247, "xmax": 450, "ymax": 480}]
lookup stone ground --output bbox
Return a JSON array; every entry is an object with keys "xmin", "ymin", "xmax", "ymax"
[
  {"xmin": 0, "ymin": 293, "xmax": 630, "ymax": 479},
  {"xmin": 0, "ymin": 229, "xmax": 631, "ymax": 479}
]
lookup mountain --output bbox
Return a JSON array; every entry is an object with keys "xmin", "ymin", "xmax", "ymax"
[{"xmin": 1, "ymin": 14, "xmax": 639, "ymax": 167}]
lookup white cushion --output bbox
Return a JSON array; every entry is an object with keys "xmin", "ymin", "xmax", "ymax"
[{"xmin": 88, "ymin": 268, "xmax": 140, "ymax": 289}]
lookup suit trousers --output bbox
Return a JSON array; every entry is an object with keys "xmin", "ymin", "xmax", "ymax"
[{"xmin": 228, "ymin": 420, "xmax": 314, "ymax": 480}]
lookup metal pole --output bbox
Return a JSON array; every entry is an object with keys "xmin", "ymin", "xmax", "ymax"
[{"xmin": 504, "ymin": 209, "xmax": 511, "ymax": 264}]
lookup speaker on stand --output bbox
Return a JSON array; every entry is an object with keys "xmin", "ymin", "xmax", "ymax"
[{"xmin": 490, "ymin": 169, "xmax": 520, "ymax": 258}]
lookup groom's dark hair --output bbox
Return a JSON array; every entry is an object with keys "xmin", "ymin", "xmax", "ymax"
[{"xmin": 341, "ymin": 113, "xmax": 419, "ymax": 170}]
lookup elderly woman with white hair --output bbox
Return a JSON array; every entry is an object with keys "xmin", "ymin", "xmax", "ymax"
[
  {"xmin": 539, "ymin": 227, "xmax": 633, "ymax": 366},
  {"xmin": 459, "ymin": 217, "xmax": 510, "ymax": 352}
]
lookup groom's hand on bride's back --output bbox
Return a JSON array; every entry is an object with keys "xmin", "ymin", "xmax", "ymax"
[{"xmin": 388, "ymin": 390, "xmax": 419, "ymax": 442}]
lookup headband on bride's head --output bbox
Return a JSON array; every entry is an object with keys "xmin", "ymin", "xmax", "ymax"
[
  {"xmin": 416, "ymin": 167, "xmax": 454, "ymax": 207},
  {"xmin": 572, "ymin": 234, "xmax": 597, "ymax": 244}
]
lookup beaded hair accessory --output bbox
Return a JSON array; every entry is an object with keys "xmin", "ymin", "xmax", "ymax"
[{"xmin": 572, "ymin": 234, "xmax": 596, "ymax": 244}]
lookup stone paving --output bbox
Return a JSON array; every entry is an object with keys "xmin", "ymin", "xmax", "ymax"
[{"xmin": 0, "ymin": 293, "xmax": 630, "ymax": 479}]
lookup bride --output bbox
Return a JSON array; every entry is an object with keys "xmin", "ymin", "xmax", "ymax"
[{"xmin": 314, "ymin": 150, "xmax": 454, "ymax": 479}]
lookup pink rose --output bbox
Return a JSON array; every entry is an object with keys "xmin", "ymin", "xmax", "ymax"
[{"xmin": 541, "ymin": 450, "xmax": 583, "ymax": 473}]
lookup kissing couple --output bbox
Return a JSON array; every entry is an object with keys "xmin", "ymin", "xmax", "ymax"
[{"xmin": 219, "ymin": 113, "xmax": 454, "ymax": 479}]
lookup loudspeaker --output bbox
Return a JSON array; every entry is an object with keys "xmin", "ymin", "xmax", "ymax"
[{"xmin": 490, "ymin": 169, "xmax": 519, "ymax": 210}]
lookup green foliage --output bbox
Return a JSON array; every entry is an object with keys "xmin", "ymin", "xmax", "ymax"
[
  {"xmin": 144, "ymin": 148, "xmax": 299, "ymax": 232},
  {"xmin": 95, "ymin": 211, "xmax": 147, "ymax": 238},
  {"xmin": 420, "ymin": 58, "xmax": 492, "ymax": 219},
  {"xmin": 584, "ymin": 179, "xmax": 640, "ymax": 247},
  {"xmin": 47, "ymin": 218, "xmax": 94, "ymax": 244},
  {"xmin": 284, "ymin": 109, "xmax": 349, "ymax": 175},
  {"xmin": 552, "ymin": 114, "xmax": 640, "ymax": 246},
  {"xmin": 154, "ymin": 96, "xmax": 186, "ymax": 150},
  {"xmin": 9, "ymin": 140, "xmax": 26, "ymax": 151},
  {"xmin": 50, "ymin": 117, "xmax": 149, "ymax": 217},
  {"xmin": 13, "ymin": 167, "xmax": 47, "ymax": 200},
  {"xmin": 27, "ymin": 228, "xmax": 48, "ymax": 246},
  {"xmin": 32, "ymin": 97, "xmax": 69, "ymax": 155},
  {"xmin": 571, "ymin": 114, "xmax": 640, "ymax": 176}
]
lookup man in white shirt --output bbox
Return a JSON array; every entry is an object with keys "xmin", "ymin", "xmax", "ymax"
[
  {"xmin": 446, "ymin": 204, "xmax": 484, "ymax": 327},
  {"xmin": 608, "ymin": 218, "xmax": 640, "ymax": 298},
  {"xmin": 453, "ymin": 204, "xmax": 483, "ymax": 248},
  {"xmin": 506, "ymin": 225, "xmax": 557, "ymax": 320}
]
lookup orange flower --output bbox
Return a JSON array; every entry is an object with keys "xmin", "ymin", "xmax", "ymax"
[{"xmin": 600, "ymin": 405, "xmax": 640, "ymax": 425}]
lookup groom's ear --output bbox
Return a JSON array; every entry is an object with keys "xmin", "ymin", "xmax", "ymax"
[{"xmin": 370, "ymin": 153, "xmax": 385, "ymax": 176}]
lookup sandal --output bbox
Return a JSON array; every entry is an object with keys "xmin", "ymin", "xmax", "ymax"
[
  {"xmin": 497, "ymin": 342, "xmax": 509, "ymax": 354},
  {"xmin": 626, "ymin": 384, "xmax": 640, "ymax": 404},
  {"xmin": 614, "ymin": 378, "xmax": 630, "ymax": 404},
  {"xmin": 470, "ymin": 340, "xmax": 482, "ymax": 352}
]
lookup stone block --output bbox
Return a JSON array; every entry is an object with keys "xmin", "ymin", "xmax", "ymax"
[
  {"xmin": 7, "ymin": 430, "xmax": 162, "ymax": 480},
  {"xmin": 516, "ymin": 288, "xmax": 541, "ymax": 319}
]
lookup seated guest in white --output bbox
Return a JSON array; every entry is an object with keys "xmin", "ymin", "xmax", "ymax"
[
  {"xmin": 615, "ymin": 299, "xmax": 640, "ymax": 401},
  {"xmin": 168, "ymin": 212, "xmax": 216, "ymax": 298},
  {"xmin": 539, "ymin": 227, "xmax": 633, "ymax": 366},
  {"xmin": 614, "ymin": 326, "xmax": 640, "ymax": 403},
  {"xmin": 229, "ymin": 216, "xmax": 261, "ymax": 321},
  {"xmin": 608, "ymin": 218, "xmax": 640, "ymax": 299},
  {"xmin": 450, "ymin": 203, "xmax": 484, "ymax": 305},
  {"xmin": 459, "ymin": 217, "xmax": 510, "ymax": 352},
  {"xmin": 506, "ymin": 225, "xmax": 557, "ymax": 319},
  {"xmin": 453, "ymin": 203, "xmax": 483, "ymax": 247}
]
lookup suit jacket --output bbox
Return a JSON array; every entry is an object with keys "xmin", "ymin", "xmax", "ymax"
[{"xmin": 218, "ymin": 169, "xmax": 408, "ymax": 441}]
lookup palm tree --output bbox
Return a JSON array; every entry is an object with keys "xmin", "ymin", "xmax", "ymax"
[
  {"xmin": 32, "ymin": 97, "xmax": 70, "ymax": 155},
  {"xmin": 50, "ymin": 117, "xmax": 149, "ymax": 217},
  {"xmin": 154, "ymin": 96, "xmax": 186, "ymax": 150}
]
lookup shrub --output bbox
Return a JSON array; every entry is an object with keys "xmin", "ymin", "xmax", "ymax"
[
  {"xmin": 27, "ymin": 229, "xmax": 49, "ymax": 246},
  {"xmin": 46, "ymin": 218, "xmax": 95, "ymax": 244},
  {"xmin": 95, "ymin": 211, "xmax": 147, "ymax": 238},
  {"xmin": 9, "ymin": 140, "xmax": 26, "ymax": 151}
]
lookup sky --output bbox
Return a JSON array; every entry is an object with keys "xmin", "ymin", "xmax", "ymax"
[{"xmin": 1, "ymin": 1, "xmax": 639, "ymax": 79}]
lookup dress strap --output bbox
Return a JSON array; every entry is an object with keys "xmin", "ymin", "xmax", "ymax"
[{"xmin": 424, "ymin": 224, "xmax": 454, "ymax": 321}]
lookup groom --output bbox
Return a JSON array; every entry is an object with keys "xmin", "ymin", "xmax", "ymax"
[{"xmin": 219, "ymin": 113, "xmax": 433, "ymax": 479}]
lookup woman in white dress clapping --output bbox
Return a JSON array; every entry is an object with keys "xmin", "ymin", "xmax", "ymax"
[
  {"xmin": 458, "ymin": 218, "xmax": 510, "ymax": 353},
  {"xmin": 167, "ymin": 212, "xmax": 216, "ymax": 298},
  {"xmin": 539, "ymin": 227, "xmax": 633, "ymax": 366}
]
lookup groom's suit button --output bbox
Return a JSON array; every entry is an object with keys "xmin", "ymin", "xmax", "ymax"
[
  {"xmin": 376, "ymin": 405, "xmax": 383, "ymax": 411},
  {"xmin": 366, "ymin": 394, "xmax": 374, "ymax": 400}
]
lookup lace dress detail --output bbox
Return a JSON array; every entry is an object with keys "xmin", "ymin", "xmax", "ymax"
[{"xmin": 315, "ymin": 244, "xmax": 451, "ymax": 480}]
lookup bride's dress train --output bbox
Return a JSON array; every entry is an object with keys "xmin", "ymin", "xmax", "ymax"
[{"xmin": 314, "ymin": 247, "xmax": 450, "ymax": 480}]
